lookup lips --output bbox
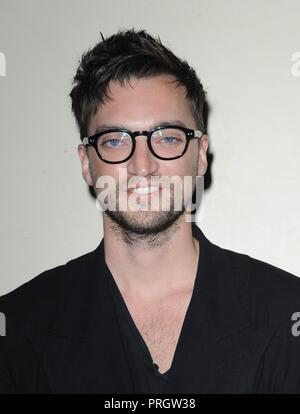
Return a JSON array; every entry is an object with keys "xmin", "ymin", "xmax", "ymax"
[{"xmin": 128, "ymin": 186, "xmax": 160, "ymax": 195}]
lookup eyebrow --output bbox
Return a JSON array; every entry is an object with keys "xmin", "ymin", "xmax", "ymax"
[{"xmin": 93, "ymin": 120, "xmax": 188, "ymax": 134}]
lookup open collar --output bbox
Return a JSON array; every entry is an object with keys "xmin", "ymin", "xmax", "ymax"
[{"xmin": 40, "ymin": 224, "xmax": 274, "ymax": 393}]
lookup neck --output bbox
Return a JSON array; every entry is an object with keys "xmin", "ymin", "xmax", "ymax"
[{"xmin": 103, "ymin": 214, "xmax": 200, "ymax": 301}]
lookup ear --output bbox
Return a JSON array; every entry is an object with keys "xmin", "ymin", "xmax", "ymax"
[
  {"xmin": 77, "ymin": 144, "xmax": 93, "ymax": 186},
  {"xmin": 197, "ymin": 134, "xmax": 209, "ymax": 176}
]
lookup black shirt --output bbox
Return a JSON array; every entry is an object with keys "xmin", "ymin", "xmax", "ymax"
[
  {"xmin": 107, "ymin": 260, "xmax": 170, "ymax": 393},
  {"xmin": 1, "ymin": 223, "xmax": 300, "ymax": 393}
]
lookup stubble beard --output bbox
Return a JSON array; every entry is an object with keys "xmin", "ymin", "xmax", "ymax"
[{"xmin": 104, "ymin": 189, "xmax": 186, "ymax": 248}]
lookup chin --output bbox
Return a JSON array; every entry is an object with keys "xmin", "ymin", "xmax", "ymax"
[{"xmin": 105, "ymin": 209, "xmax": 184, "ymax": 235}]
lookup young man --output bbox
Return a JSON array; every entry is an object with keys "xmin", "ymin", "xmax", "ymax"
[{"xmin": 0, "ymin": 29, "xmax": 300, "ymax": 394}]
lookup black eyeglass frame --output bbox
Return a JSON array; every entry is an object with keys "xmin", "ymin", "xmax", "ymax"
[{"xmin": 82, "ymin": 125, "xmax": 203, "ymax": 164}]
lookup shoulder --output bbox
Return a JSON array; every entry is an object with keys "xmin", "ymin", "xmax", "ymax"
[
  {"xmin": 211, "ymin": 241, "xmax": 300, "ymax": 327},
  {"xmin": 246, "ymin": 254, "xmax": 300, "ymax": 329},
  {"xmin": 210, "ymin": 243, "xmax": 300, "ymax": 392},
  {"xmin": 0, "ymin": 244, "xmax": 102, "ymax": 337},
  {"xmin": 227, "ymin": 245, "xmax": 300, "ymax": 296}
]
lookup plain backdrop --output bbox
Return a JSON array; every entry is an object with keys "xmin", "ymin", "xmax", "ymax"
[{"xmin": 0, "ymin": 0, "xmax": 299, "ymax": 295}]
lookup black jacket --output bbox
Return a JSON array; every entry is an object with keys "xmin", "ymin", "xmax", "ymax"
[{"xmin": 1, "ymin": 224, "xmax": 300, "ymax": 394}]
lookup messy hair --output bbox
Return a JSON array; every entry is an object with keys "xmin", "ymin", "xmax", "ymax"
[{"xmin": 69, "ymin": 29, "xmax": 206, "ymax": 139}]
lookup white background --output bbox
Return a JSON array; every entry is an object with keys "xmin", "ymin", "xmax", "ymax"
[{"xmin": 0, "ymin": 0, "xmax": 299, "ymax": 295}]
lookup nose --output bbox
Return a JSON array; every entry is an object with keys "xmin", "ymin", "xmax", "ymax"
[{"xmin": 126, "ymin": 134, "xmax": 159, "ymax": 177}]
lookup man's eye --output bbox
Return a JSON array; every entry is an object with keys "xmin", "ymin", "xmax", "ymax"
[
  {"xmin": 152, "ymin": 135, "xmax": 184, "ymax": 147},
  {"xmin": 100, "ymin": 135, "xmax": 131, "ymax": 148},
  {"xmin": 162, "ymin": 137, "xmax": 177, "ymax": 144},
  {"xmin": 103, "ymin": 139, "xmax": 122, "ymax": 147}
]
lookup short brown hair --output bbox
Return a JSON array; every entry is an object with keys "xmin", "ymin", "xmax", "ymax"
[{"xmin": 70, "ymin": 29, "xmax": 206, "ymax": 139}]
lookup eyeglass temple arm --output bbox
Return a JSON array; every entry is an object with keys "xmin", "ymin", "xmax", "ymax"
[
  {"xmin": 82, "ymin": 137, "xmax": 89, "ymax": 146},
  {"xmin": 194, "ymin": 130, "xmax": 204, "ymax": 139}
]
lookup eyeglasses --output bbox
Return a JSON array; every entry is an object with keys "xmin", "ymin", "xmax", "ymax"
[{"xmin": 82, "ymin": 125, "xmax": 203, "ymax": 164}]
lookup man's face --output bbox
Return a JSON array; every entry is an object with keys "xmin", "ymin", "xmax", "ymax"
[{"xmin": 78, "ymin": 74, "xmax": 208, "ymax": 235}]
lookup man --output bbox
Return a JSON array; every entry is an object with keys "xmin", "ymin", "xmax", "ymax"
[{"xmin": 0, "ymin": 29, "xmax": 300, "ymax": 394}]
